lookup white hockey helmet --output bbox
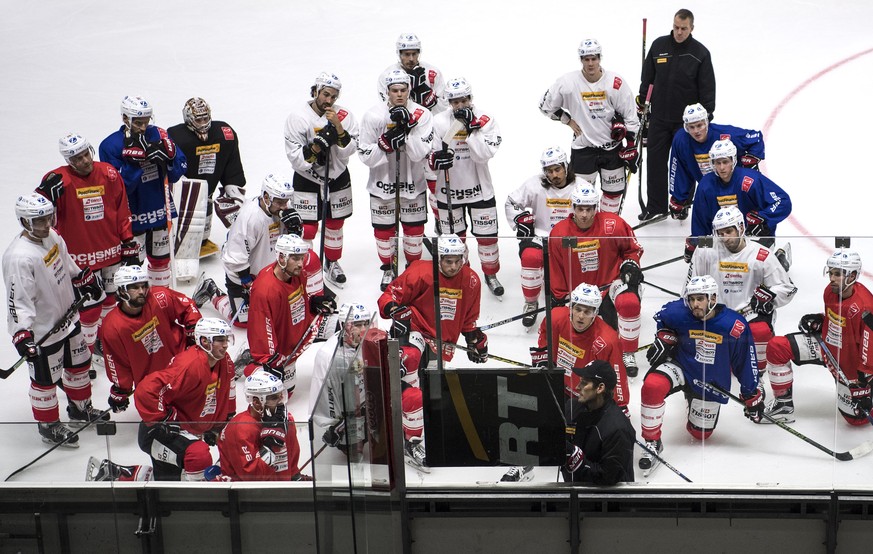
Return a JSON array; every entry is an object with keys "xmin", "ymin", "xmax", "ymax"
[
  {"xmin": 182, "ymin": 97, "xmax": 212, "ymax": 135},
  {"xmin": 438, "ymin": 233, "xmax": 466, "ymax": 257},
  {"xmin": 684, "ymin": 275, "xmax": 719, "ymax": 313},
  {"xmin": 261, "ymin": 173, "xmax": 294, "ymax": 202},
  {"xmin": 825, "ymin": 249, "xmax": 863, "ymax": 283},
  {"xmin": 683, "ymin": 103, "xmax": 709, "ymax": 126},
  {"xmin": 59, "ymin": 133, "xmax": 93, "ymax": 162},
  {"xmin": 570, "ymin": 182, "xmax": 601, "ymax": 207},
  {"xmin": 275, "ymin": 233, "xmax": 309, "ymax": 257},
  {"xmin": 578, "ymin": 38, "xmax": 602, "ymax": 58},
  {"xmin": 384, "ymin": 69, "xmax": 411, "ymax": 90},
  {"xmin": 396, "ymin": 33, "xmax": 421, "ymax": 53},
  {"xmin": 709, "ymin": 139, "xmax": 737, "ymax": 168},
  {"xmin": 120, "ymin": 95, "xmax": 153, "ymax": 120},
  {"xmin": 194, "ymin": 317, "xmax": 234, "ymax": 352},
  {"xmin": 338, "ymin": 302, "xmax": 371, "ymax": 325},
  {"xmin": 444, "ymin": 77, "xmax": 472, "ymax": 100},
  {"xmin": 15, "ymin": 193, "xmax": 54, "ymax": 228},
  {"xmin": 540, "ymin": 145, "xmax": 568, "ymax": 169},
  {"xmin": 114, "ymin": 265, "xmax": 149, "ymax": 303},
  {"xmin": 244, "ymin": 370, "xmax": 287, "ymax": 410},
  {"xmin": 712, "ymin": 205, "xmax": 746, "ymax": 236},
  {"xmin": 314, "ymin": 71, "xmax": 342, "ymax": 93},
  {"xmin": 570, "ymin": 283, "xmax": 602, "ymax": 311}
]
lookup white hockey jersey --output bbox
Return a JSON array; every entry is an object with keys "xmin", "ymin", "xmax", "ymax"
[
  {"xmin": 3, "ymin": 229, "xmax": 81, "ymax": 347},
  {"xmin": 430, "ymin": 108, "xmax": 501, "ymax": 205},
  {"xmin": 358, "ymin": 100, "xmax": 434, "ymax": 200},
  {"xmin": 284, "ymin": 101, "xmax": 360, "ymax": 185},
  {"xmin": 376, "ymin": 61, "xmax": 447, "ymax": 113},
  {"xmin": 539, "ymin": 69, "xmax": 640, "ymax": 150},
  {"xmin": 504, "ymin": 174, "xmax": 576, "ymax": 234},
  {"xmin": 308, "ymin": 332, "xmax": 366, "ymax": 440}
]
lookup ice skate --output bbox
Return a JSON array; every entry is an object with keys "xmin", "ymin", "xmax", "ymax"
[
  {"xmin": 192, "ymin": 273, "xmax": 222, "ymax": 309},
  {"xmin": 484, "ymin": 274, "xmax": 504, "ymax": 300},
  {"xmin": 499, "ymin": 465, "xmax": 534, "ymax": 483},
  {"xmin": 775, "ymin": 242, "xmax": 792, "ymax": 272},
  {"xmin": 622, "ymin": 351, "xmax": 639, "ymax": 379},
  {"xmin": 763, "ymin": 395, "xmax": 795, "ymax": 423},
  {"xmin": 67, "ymin": 400, "xmax": 110, "ymax": 427},
  {"xmin": 639, "ymin": 438, "xmax": 663, "ymax": 476},
  {"xmin": 38, "ymin": 421, "xmax": 79, "ymax": 448},
  {"xmin": 380, "ymin": 264, "xmax": 396, "ymax": 292},
  {"xmin": 522, "ymin": 300, "xmax": 539, "ymax": 329},
  {"xmin": 325, "ymin": 260, "xmax": 347, "ymax": 287},
  {"xmin": 86, "ymin": 456, "xmax": 153, "ymax": 482},
  {"xmin": 234, "ymin": 348, "xmax": 253, "ymax": 379},
  {"xmin": 404, "ymin": 437, "xmax": 430, "ymax": 474}
]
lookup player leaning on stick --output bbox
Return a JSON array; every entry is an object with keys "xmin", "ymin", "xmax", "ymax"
[{"xmin": 3, "ymin": 194, "xmax": 108, "ymax": 447}]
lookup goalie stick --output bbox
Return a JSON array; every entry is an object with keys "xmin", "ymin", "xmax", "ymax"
[
  {"xmin": 815, "ymin": 335, "xmax": 873, "ymax": 426},
  {"xmin": 701, "ymin": 380, "xmax": 873, "ymax": 461}
]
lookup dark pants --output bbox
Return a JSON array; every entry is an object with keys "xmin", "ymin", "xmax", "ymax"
[{"xmin": 644, "ymin": 119, "xmax": 682, "ymax": 214}]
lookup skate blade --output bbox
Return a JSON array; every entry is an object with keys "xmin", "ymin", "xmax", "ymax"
[
  {"xmin": 43, "ymin": 436, "xmax": 79, "ymax": 448},
  {"xmin": 404, "ymin": 458, "xmax": 431, "ymax": 474}
]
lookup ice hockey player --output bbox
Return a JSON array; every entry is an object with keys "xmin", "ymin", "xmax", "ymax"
[
  {"xmin": 504, "ymin": 146, "xmax": 577, "ymax": 328},
  {"xmin": 376, "ymin": 33, "xmax": 446, "ymax": 112},
  {"xmin": 379, "ymin": 234, "xmax": 487, "ymax": 367},
  {"xmin": 37, "ymin": 133, "xmax": 137, "ymax": 361},
  {"xmin": 284, "ymin": 72, "xmax": 359, "ymax": 287},
  {"xmin": 167, "ymin": 97, "xmax": 247, "ymax": 256},
  {"xmin": 134, "ymin": 317, "xmax": 236, "ymax": 481},
  {"xmin": 687, "ymin": 138, "xmax": 791, "ymax": 259},
  {"xmin": 244, "ymin": 234, "xmax": 336, "ymax": 395},
  {"xmin": 429, "ymin": 77, "xmax": 504, "ymax": 298},
  {"xmin": 563, "ymin": 360, "xmax": 636, "ymax": 484},
  {"xmin": 763, "ymin": 249, "xmax": 873, "ymax": 426},
  {"xmin": 218, "ymin": 370, "xmax": 309, "ymax": 481},
  {"xmin": 638, "ymin": 275, "xmax": 762, "ymax": 474},
  {"xmin": 98, "ymin": 95, "xmax": 188, "ymax": 287},
  {"xmin": 539, "ymin": 38, "xmax": 640, "ymax": 213},
  {"xmin": 548, "ymin": 182, "xmax": 644, "ymax": 377},
  {"xmin": 359, "ymin": 69, "xmax": 434, "ymax": 289},
  {"xmin": 207, "ymin": 173, "xmax": 324, "ymax": 326},
  {"xmin": 667, "ymin": 103, "xmax": 764, "ymax": 220},
  {"xmin": 98, "ymin": 265, "xmax": 202, "ymax": 413},
  {"xmin": 3, "ymin": 193, "xmax": 109, "ymax": 447},
  {"xmin": 531, "ymin": 283, "xmax": 630, "ymax": 413},
  {"xmin": 688, "ymin": 206, "xmax": 797, "ymax": 377}
]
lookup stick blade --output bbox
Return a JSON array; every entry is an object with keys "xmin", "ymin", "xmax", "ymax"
[{"xmin": 843, "ymin": 440, "xmax": 873, "ymax": 461}]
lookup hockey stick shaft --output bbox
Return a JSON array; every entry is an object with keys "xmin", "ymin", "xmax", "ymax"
[
  {"xmin": 5, "ymin": 408, "xmax": 112, "ymax": 481},
  {"xmin": 1, "ymin": 295, "xmax": 88, "ymax": 379},
  {"xmin": 161, "ymin": 163, "xmax": 177, "ymax": 291},
  {"xmin": 298, "ymin": 442, "xmax": 329, "ymax": 473},
  {"xmin": 637, "ymin": 20, "xmax": 648, "ymax": 213},
  {"xmin": 635, "ymin": 438, "xmax": 693, "ymax": 482},
  {"xmin": 642, "ymin": 279, "xmax": 681, "ymax": 298},
  {"xmin": 478, "ymin": 306, "xmax": 547, "ymax": 331},
  {"xmin": 392, "ymin": 149, "xmax": 402, "ymax": 279},
  {"xmin": 319, "ymin": 144, "xmax": 331, "ymax": 267},
  {"xmin": 441, "ymin": 119, "xmax": 464, "ymax": 235},
  {"xmin": 815, "ymin": 335, "xmax": 873, "ymax": 426},
  {"xmin": 640, "ymin": 255, "xmax": 684, "ymax": 272},
  {"xmin": 631, "ymin": 211, "xmax": 668, "ymax": 230}
]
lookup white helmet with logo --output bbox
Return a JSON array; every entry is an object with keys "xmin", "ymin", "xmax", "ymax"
[
  {"xmin": 826, "ymin": 249, "xmax": 863, "ymax": 286},
  {"xmin": 444, "ymin": 77, "xmax": 472, "ymax": 100},
  {"xmin": 396, "ymin": 33, "xmax": 421, "ymax": 53},
  {"xmin": 120, "ymin": 95, "xmax": 153, "ymax": 120},
  {"xmin": 709, "ymin": 139, "xmax": 737, "ymax": 168},
  {"xmin": 261, "ymin": 173, "xmax": 294, "ymax": 202},
  {"xmin": 570, "ymin": 182, "xmax": 601, "ymax": 207},
  {"xmin": 15, "ymin": 193, "xmax": 54, "ymax": 229},
  {"xmin": 438, "ymin": 233, "xmax": 466, "ymax": 257},
  {"xmin": 578, "ymin": 38, "xmax": 602, "ymax": 57},
  {"xmin": 540, "ymin": 145, "xmax": 568, "ymax": 169},
  {"xmin": 712, "ymin": 205, "xmax": 746, "ymax": 236},
  {"xmin": 570, "ymin": 283, "xmax": 602, "ymax": 311},
  {"xmin": 59, "ymin": 133, "xmax": 93, "ymax": 162},
  {"xmin": 245, "ymin": 370, "xmax": 287, "ymax": 412},
  {"xmin": 683, "ymin": 103, "xmax": 708, "ymax": 126},
  {"xmin": 384, "ymin": 69, "xmax": 411, "ymax": 89},
  {"xmin": 314, "ymin": 71, "xmax": 343, "ymax": 93},
  {"xmin": 275, "ymin": 233, "xmax": 309, "ymax": 257},
  {"xmin": 194, "ymin": 317, "xmax": 234, "ymax": 352}
]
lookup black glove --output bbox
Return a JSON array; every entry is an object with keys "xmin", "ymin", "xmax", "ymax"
[
  {"xmin": 378, "ymin": 125, "xmax": 406, "ymax": 153},
  {"xmin": 13, "ymin": 329, "xmax": 49, "ymax": 374},
  {"xmin": 798, "ymin": 313, "xmax": 824, "ymax": 335},
  {"xmin": 635, "ymin": 94, "xmax": 647, "ymax": 119},
  {"xmin": 108, "ymin": 385, "xmax": 132, "ymax": 413},
  {"xmin": 646, "ymin": 328, "xmax": 678, "ymax": 368},
  {"xmin": 741, "ymin": 386, "xmax": 765, "ymax": 424},
  {"xmin": 38, "ymin": 172, "xmax": 64, "ymax": 204},
  {"xmin": 309, "ymin": 294, "xmax": 337, "ymax": 316},
  {"xmin": 745, "ymin": 211, "xmax": 772, "ymax": 238},
  {"xmin": 740, "ymin": 154, "xmax": 762, "ymax": 170},
  {"xmin": 427, "ymin": 148, "xmax": 454, "ymax": 170},
  {"xmin": 322, "ymin": 419, "xmax": 346, "ymax": 447},
  {"xmin": 202, "ymin": 430, "xmax": 219, "ymax": 447},
  {"xmin": 313, "ymin": 123, "xmax": 338, "ymax": 150},
  {"xmin": 141, "ymin": 134, "xmax": 176, "ymax": 163},
  {"xmin": 302, "ymin": 144, "xmax": 327, "ymax": 166},
  {"xmin": 260, "ymin": 403, "xmax": 288, "ymax": 450},
  {"xmin": 850, "ymin": 382, "xmax": 873, "ymax": 413},
  {"xmin": 279, "ymin": 208, "xmax": 303, "ymax": 236},
  {"xmin": 389, "ymin": 105, "xmax": 412, "ymax": 128},
  {"xmin": 610, "ymin": 113, "xmax": 627, "ymax": 142},
  {"xmin": 385, "ymin": 302, "xmax": 414, "ymax": 338},
  {"xmin": 120, "ymin": 240, "xmax": 139, "ymax": 266},
  {"xmin": 122, "ymin": 132, "xmax": 147, "ymax": 160},
  {"xmin": 669, "ymin": 197, "xmax": 689, "ymax": 220},
  {"xmin": 453, "ymin": 107, "xmax": 482, "ymax": 132},
  {"xmin": 529, "ymin": 346, "xmax": 549, "ymax": 368},
  {"xmin": 618, "ymin": 137, "xmax": 639, "ymax": 173},
  {"xmin": 153, "ymin": 409, "xmax": 182, "ymax": 442},
  {"xmin": 749, "ymin": 285, "xmax": 776, "ymax": 316},
  {"xmin": 409, "ymin": 66, "xmax": 436, "ymax": 108},
  {"xmin": 464, "ymin": 329, "xmax": 489, "ymax": 364},
  {"xmin": 683, "ymin": 238, "xmax": 697, "ymax": 263},
  {"xmin": 72, "ymin": 267, "xmax": 103, "ymax": 302},
  {"xmin": 514, "ymin": 211, "xmax": 535, "ymax": 238},
  {"xmin": 619, "ymin": 260, "xmax": 643, "ymax": 287},
  {"xmin": 261, "ymin": 352, "xmax": 284, "ymax": 381},
  {"xmin": 566, "ymin": 442, "xmax": 585, "ymax": 473},
  {"xmin": 548, "ymin": 293, "xmax": 568, "ymax": 307}
]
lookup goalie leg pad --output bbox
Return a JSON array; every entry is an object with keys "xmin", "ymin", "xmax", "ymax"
[{"xmin": 172, "ymin": 178, "xmax": 208, "ymax": 260}]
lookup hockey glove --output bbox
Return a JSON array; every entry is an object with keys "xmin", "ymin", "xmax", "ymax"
[
  {"xmin": 385, "ymin": 302, "xmax": 414, "ymax": 338},
  {"xmin": 278, "ymin": 208, "xmax": 303, "ymax": 236},
  {"xmin": 566, "ymin": 442, "xmax": 585, "ymax": 473},
  {"xmin": 741, "ymin": 386, "xmax": 765, "ymax": 424},
  {"xmin": 619, "ymin": 260, "xmax": 644, "ymax": 287},
  {"xmin": 322, "ymin": 419, "xmax": 346, "ymax": 448},
  {"xmin": 740, "ymin": 154, "xmax": 762, "ymax": 170},
  {"xmin": 120, "ymin": 240, "xmax": 140, "ymax": 266},
  {"xmin": 238, "ymin": 270, "xmax": 254, "ymax": 303},
  {"xmin": 514, "ymin": 211, "xmax": 536, "ymax": 239},
  {"xmin": 378, "ymin": 125, "xmax": 406, "ymax": 153},
  {"xmin": 313, "ymin": 122, "xmax": 339, "ymax": 150},
  {"xmin": 618, "ymin": 136, "xmax": 639, "ymax": 173},
  {"xmin": 427, "ymin": 148, "xmax": 454, "ymax": 171},
  {"xmin": 260, "ymin": 352, "xmax": 285, "ymax": 381},
  {"xmin": 798, "ymin": 313, "xmax": 824, "ymax": 335},
  {"xmin": 610, "ymin": 113, "xmax": 627, "ymax": 142},
  {"xmin": 389, "ymin": 105, "xmax": 412, "ymax": 128},
  {"xmin": 850, "ymin": 382, "xmax": 873, "ymax": 413},
  {"xmin": 122, "ymin": 133, "xmax": 147, "ymax": 160},
  {"xmin": 453, "ymin": 107, "xmax": 481, "ymax": 133},
  {"xmin": 745, "ymin": 211, "xmax": 772, "ymax": 238},
  {"xmin": 152, "ymin": 408, "xmax": 182, "ymax": 442},
  {"xmin": 409, "ymin": 66, "xmax": 437, "ymax": 108},
  {"xmin": 142, "ymin": 134, "xmax": 176, "ymax": 163},
  {"xmin": 260, "ymin": 403, "xmax": 288, "ymax": 450},
  {"xmin": 108, "ymin": 385, "xmax": 132, "ymax": 413},
  {"xmin": 13, "ymin": 329, "xmax": 49, "ymax": 375},
  {"xmin": 529, "ymin": 346, "xmax": 549, "ymax": 368},
  {"xmin": 669, "ymin": 196, "xmax": 689, "ymax": 220},
  {"xmin": 202, "ymin": 430, "xmax": 219, "ymax": 447},
  {"xmin": 309, "ymin": 295, "xmax": 337, "ymax": 316},
  {"xmin": 464, "ymin": 329, "xmax": 489, "ymax": 364},
  {"xmin": 38, "ymin": 172, "xmax": 64, "ymax": 204},
  {"xmin": 750, "ymin": 285, "xmax": 776, "ymax": 316},
  {"xmin": 302, "ymin": 144, "xmax": 327, "ymax": 166},
  {"xmin": 683, "ymin": 238, "xmax": 697, "ymax": 263},
  {"xmin": 548, "ymin": 293, "xmax": 568, "ymax": 307},
  {"xmin": 635, "ymin": 95, "xmax": 648, "ymax": 119},
  {"xmin": 72, "ymin": 267, "xmax": 103, "ymax": 302},
  {"xmin": 646, "ymin": 328, "xmax": 678, "ymax": 368},
  {"xmin": 221, "ymin": 184, "xmax": 245, "ymax": 203}
]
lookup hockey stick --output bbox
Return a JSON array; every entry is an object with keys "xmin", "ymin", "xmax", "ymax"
[
  {"xmin": 478, "ymin": 306, "xmax": 547, "ymax": 331},
  {"xmin": 298, "ymin": 442, "xmax": 329, "ymax": 473},
  {"xmin": 318, "ymin": 131, "xmax": 331, "ymax": 268},
  {"xmin": 5, "ymin": 408, "xmax": 112, "ymax": 481},
  {"xmin": 701, "ymin": 381, "xmax": 873, "ymax": 461},
  {"xmin": 641, "ymin": 279, "xmax": 681, "ymax": 298},
  {"xmin": 441, "ymin": 119, "xmax": 465, "ymax": 235},
  {"xmin": 631, "ymin": 211, "xmax": 668, "ymax": 230},
  {"xmin": 392, "ymin": 148, "xmax": 402, "ymax": 279},
  {"xmin": 635, "ymin": 438, "xmax": 693, "ymax": 483},
  {"xmin": 159, "ymin": 157, "xmax": 177, "ymax": 291},
  {"xmin": 636, "ymin": 82, "xmax": 653, "ymax": 215},
  {"xmin": 640, "ymin": 255, "xmax": 684, "ymax": 272},
  {"xmin": 815, "ymin": 335, "xmax": 873, "ymax": 426},
  {"xmin": 2, "ymin": 295, "xmax": 88, "ymax": 379}
]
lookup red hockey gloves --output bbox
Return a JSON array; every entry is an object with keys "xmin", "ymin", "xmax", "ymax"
[
  {"xmin": 378, "ymin": 125, "xmax": 406, "ymax": 153},
  {"xmin": 566, "ymin": 442, "xmax": 585, "ymax": 473},
  {"xmin": 108, "ymin": 385, "xmax": 132, "ymax": 413},
  {"xmin": 13, "ymin": 329, "xmax": 38, "ymax": 359},
  {"xmin": 529, "ymin": 346, "xmax": 549, "ymax": 368},
  {"xmin": 745, "ymin": 211, "xmax": 772, "ymax": 238},
  {"xmin": 741, "ymin": 386, "xmax": 765, "ymax": 424},
  {"xmin": 669, "ymin": 196, "xmax": 689, "ymax": 220},
  {"xmin": 740, "ymin": 154, "xmax": 762, "ymax": 170},
  {"xmin": 646, "ymin": 328, "xmax": 678, "ymax": 368},
  {"xmin": 750, "ymin": 285, "xmax": 776, "ymax": 316},
  {"xmin": 38, "ymin": 172, "xmax": 64, "ymax": 204},
  {"xmin": 385, "ymin": 302, "xmax": 414, "ymax": 338},
  {"xmin": 427, "ymin": 148, "xmax": 454, "ymax": 171},
  {"xmin": 850, "ymin": 382, "xmax": 873, "ymax": 413},
  {"xmin": 143, "ymin": 134, "xmax": 176, "ymax": 164},
  {"xmin": 72, "ymin": 267, "xmax": 103, "ymax": 302},
  {"xmin": 120, "ymin": 240, "xmax": 140, "ymax": 266},
  {"xmin": 798, "ymin": 313, "xmax": 824, "ymax": 335},
  {"xmin": 279, "ymin": 208, "xmax": 303, "ymax": 236},
  {"xmin": 610, "ymin": 114, "xmax": 627, "ymax": 142},
  {"xmin": 618, "ymin": 136, "xmax": 639, "ymax": 173},
  {"xmin": 683, "ymin": 238, "xmax": 697, "ymax": 263},
  {"xmin": 619, "ymin": 260, "xmax": 644, "ymax": 287},
  {"xmin": 514, "ymin": 211, "xmax": 535, "ymax": 239},
  {"xmin": 464, "ymin": 329, "xmax": 489, "ymax": 364}
]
